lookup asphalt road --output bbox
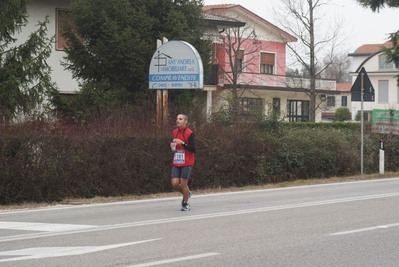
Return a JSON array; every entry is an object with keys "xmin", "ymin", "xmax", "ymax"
[{"xmin": 1, "ymin": 177, "xmax": 399, "ymax": 267}]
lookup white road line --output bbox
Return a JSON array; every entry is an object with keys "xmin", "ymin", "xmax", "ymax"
[
  {"xmin": 126, "ymin": 252, "xmax": 220, "ymax": 267},
  {"xmin": 0, "ymin": 222, "xmax": 97, "ymax": 232},
  {"xmin": 330, "ymin": 222, "xmax": 399, "ymax": 236},
  {"xmin": 1, "ymin": 177, "xmax": 398, "ymax": 215},
  {"xmin": 1, "ymin": 192, "xmax": 399, "ymax": 243}
]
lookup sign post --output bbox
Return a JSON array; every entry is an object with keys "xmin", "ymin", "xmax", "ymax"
[
  {"xmin": 351, "ymin": 67, "xmax": 375, "ymax": 175},
  {"xmin": 156, "ymin": 39, "xmax": 163, "ymax": 126},
  {"xmin": 361, "ymin": 72, "xmax": 364, "ymax": 174}
]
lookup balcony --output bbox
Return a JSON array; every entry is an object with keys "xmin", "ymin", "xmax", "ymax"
[
  {"xmin": 217, "ymin": 71, "xmax": 337, "ymax": 92},
  {"xmin": 205, "ymin": 64, "xmax": 337, "ymax": 92}
]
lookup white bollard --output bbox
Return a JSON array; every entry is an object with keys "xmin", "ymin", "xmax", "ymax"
[{"xmin": 379, "ymin": 140, "xmax": 384, "ymax": 175}]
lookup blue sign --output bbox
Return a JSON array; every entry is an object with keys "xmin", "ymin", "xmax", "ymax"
[{"xmin": 149, "ymin": 41, "xmax": 204, "ymax": 89}]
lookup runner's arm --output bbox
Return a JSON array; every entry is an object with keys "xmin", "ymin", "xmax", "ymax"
[{"xmin": 183, "ymin": 133, "xmax": 195, "ymax": 153}]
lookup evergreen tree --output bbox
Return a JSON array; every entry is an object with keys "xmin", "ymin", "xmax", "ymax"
[
  {"xmin": 0, "ymin": 0, "xmax": 57, "ymax": 122},
  {"xmin": 60, "ymin": 0, "xmax": 211, "ymax": 112},
  {"xmin": 356, "ymin": 0, "xmax": 399, "ymax": 11}
]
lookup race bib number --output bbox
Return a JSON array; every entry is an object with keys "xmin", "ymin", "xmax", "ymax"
[{"xmin": 173, "ymin": 150, "xmax": 185, "ymax": 164}]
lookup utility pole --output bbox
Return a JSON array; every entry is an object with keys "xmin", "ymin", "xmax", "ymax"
[{"xmin": 360, "ymin": 72, "xmax": 364, "ymax": 175}]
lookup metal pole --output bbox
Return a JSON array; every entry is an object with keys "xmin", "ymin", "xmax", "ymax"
[
  {"xmin": 161, "ymin": 37, "xmax": 168, "ymax": 126},
  {"xmin": 361, "ymin": 73, "xmax": 364, "ymax": 175}
]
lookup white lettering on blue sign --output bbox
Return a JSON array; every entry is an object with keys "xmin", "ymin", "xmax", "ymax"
[
  {"xmin": 149, "ymin": 40, "xmax": 203, "ymax": 89},
  {"xmin": 149, "ymin": 74, "xmax": 199, "ymax": 82}
]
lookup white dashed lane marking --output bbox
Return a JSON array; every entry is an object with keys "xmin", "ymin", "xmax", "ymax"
[
  {"xmin": 0, "ymin": 221, "xmax": 97, "ymax": 232},
  {"xmin": 126, "ymin": 252, "xmax": 221, "ymax": 267}
]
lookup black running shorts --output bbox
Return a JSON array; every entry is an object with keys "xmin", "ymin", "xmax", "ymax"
[{"xmin": 171, "ymin": 166, "xmax": 193, "ymax": 179}]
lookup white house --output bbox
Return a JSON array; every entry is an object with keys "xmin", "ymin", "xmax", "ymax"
[
  {"xmin": 18, "ymin": 0, "xmax": 79, "ymax": 95},
  {"xmin": 349, "ymin": 41, "xmax": 399, "ymax": 120}
]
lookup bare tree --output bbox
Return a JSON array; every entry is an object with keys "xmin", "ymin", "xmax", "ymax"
[
  {"xmin": 216, "ymin": 22, "xmax": 263, "ymax": 119},
  {"xmin": 272, "ymin": 0, "xmax": 347, "ymax": 122},
  {"xmin": 321, "ymin": 52, "xmax": 352, "ymax": 83},
  {"xmin": 220, "ymin": 25, "xmax": 261, "ymax": 99}
]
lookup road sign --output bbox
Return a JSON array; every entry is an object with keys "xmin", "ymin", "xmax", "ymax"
[
  {"xmin": 372, "ymin": 109, "xmax": 399, "ymax": 135},
  {"xmin": 351, "ymin": 67, "xmax": 375, "ymax": 102}
]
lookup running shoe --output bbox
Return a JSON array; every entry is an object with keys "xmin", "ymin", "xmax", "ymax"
[
  {"xmin": 181, "ymin": 191, "xmax": 192, "ymax": 207},
  {"xmin": 181, "ymin": 203, "xmax": 191, "ymax": 211}
]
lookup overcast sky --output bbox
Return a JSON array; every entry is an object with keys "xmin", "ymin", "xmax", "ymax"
[{"xmin": 203, "ymin": 0, "xmax": 399, "ymax": 53}]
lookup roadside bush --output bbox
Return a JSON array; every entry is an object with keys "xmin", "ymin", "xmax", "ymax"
[
  {"xmin": 0, "ymin": 110, "xmax": 397, "ymax": 205},
  {"xmin": 334, "ymin": 107, "xmax": 352, "ymax": 121}
]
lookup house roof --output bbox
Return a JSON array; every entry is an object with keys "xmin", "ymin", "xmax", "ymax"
[
  {"xmin": 203, "ymin": 12, "xmax": 246, "ymax": 28},
  {"xmin": 348, "ymin": 41, "xmax": 396, "ymax": 72},
  {"xmin": 202, "ymin": 4, "xmax": 297, "ymax": 42},
  {"xmin": 336, "ymin": 83, "xmax": 352, "ymax": 92},
  {"xmin": 349, "ymin": 41, "xmax": 393, "ymax": 56}
]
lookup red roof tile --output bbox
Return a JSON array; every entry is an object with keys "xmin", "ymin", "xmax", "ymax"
[
  {"xmin": 354, "ymin": 41, "xmax": 393, "ymax": 54},
  {"xmin": 336, "ymin": 83, "xmax": 352, "ymax": 92}
]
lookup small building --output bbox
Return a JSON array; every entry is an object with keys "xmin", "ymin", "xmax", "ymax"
[
  {"xmin": 321, "ymin": 83, "xmax": 352, "ymax": 121},
  {"xmin": 348, "ymin": 41, "xmax": 399, "ymax": 121}
]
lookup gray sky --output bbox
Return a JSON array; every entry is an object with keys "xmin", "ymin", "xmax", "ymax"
[{"xmin": 203, "ymin": 0, "xmax": 399, "ymax": 53}]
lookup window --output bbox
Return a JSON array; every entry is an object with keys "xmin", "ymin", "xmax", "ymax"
[
  {"xmin": 272, "ymin": 98, "xmax": 280, "ymax": 116},
  {"xmin": 287, "ymin": 100, "xmax": 309, "ymax": 122},
  {"xmin": 378, "ymin": 80, "xmax": 389, "ymax": 103},
  {"xmin": 260, "ymin": 52, "xmax": 275, "ymax": 74},
  {"xmin": 56, "ymin": 9, "xmax": 71, "ymax": 50},
  {"xmin": 239, "ymin": 98, "xmax": 263, "ymax": 116},
  {"xmin": 327, "ymin": 96, "xmax": 335, "ymax": 107},
  {"xmin": 235, "ymin": 50, "xmax": 244, "ymax": 72},
  {"xmin": 341, "ymin": 96, "xmax": 347, "ymax": 107},
  {"xmin": 56, "ymin": 9, "xmax": 82, "ymax": 50},
  {"xmin": 379, "ymin": 54, "xmax": 395, "ymax": 70}
]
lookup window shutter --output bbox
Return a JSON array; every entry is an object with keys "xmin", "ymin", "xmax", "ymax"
[
  {"xmin": 236, "ymin": 50, "xmax": 244, "ymax": 59},
  {"xmin": 261, "ymin": 53, "xmax": 275, "ymax": 65}
]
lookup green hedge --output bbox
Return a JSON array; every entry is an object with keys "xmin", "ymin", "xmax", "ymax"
[{"xmin": 0, "ymin": 120, "xmax": 397, "ymax": 204}]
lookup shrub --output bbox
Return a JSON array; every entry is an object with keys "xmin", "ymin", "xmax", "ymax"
[
  {"xmin": 0, "ymin": 110, "xmax": 397, "ymax": 205},
  {"xmin": 334, "ymin": 107, "xmax": 351, "ymax": 121}
]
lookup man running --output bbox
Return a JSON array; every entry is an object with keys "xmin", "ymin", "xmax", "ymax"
[{"xmin": 170, "ymin": 114, "xmax": 195, "ymax": 211}]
